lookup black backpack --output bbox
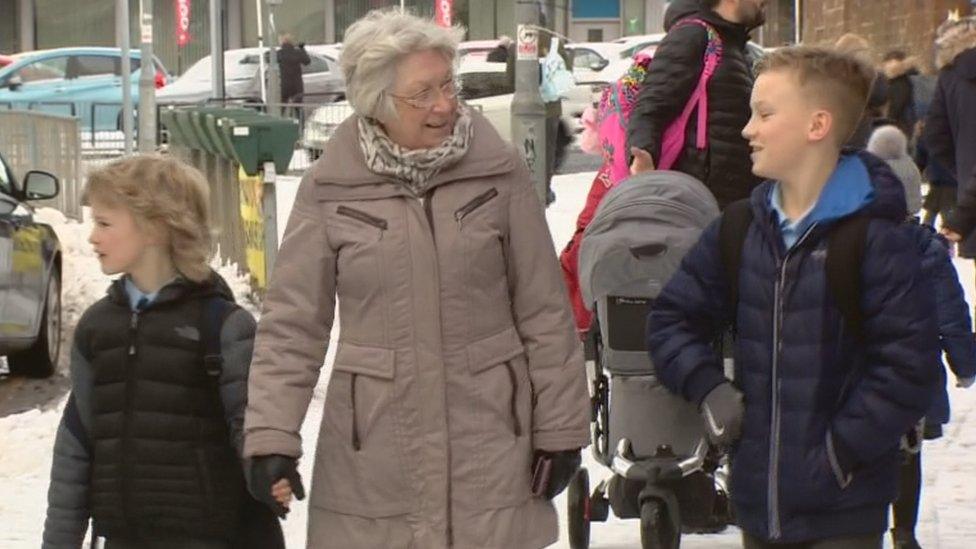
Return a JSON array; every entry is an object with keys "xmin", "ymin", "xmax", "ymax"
[{"xmin": 718, "ymin": 199, "xmax": 871, "ymax": 341}]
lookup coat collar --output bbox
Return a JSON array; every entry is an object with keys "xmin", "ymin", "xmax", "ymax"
[{"xmin": 311, "ymin": 108, "xmax": 515, "ymax": 195}]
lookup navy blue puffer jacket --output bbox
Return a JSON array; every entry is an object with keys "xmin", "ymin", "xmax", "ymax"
[{"xmin": 647, "ymin": 152, "xmax": 940, "ymax": 543}]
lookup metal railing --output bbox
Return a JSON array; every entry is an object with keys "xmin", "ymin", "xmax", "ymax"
[{"xmin": 0, "ymin": 111, "xmax": 83, "ymax": 220}]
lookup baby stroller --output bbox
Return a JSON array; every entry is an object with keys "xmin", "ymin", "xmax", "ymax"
[{"xmin": 568, "ymin": 171, "xmax": 727, "ymax": 549}]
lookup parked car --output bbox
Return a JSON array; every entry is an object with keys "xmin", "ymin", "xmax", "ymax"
[
  {"xmin": 301, "ymin": 58, "xmax": 592, "ymax": 157},
  {"xmin": 157, "ymin": 46, "xmax": 345, "ymax": 106},
  {"xmin": 459, "ymin": 39, "xmax": 503, "ymax": 61},
  {"xmin": 0, "ymin": 150, "xmax": 62, "ymax": 378},
  {"xmin": 0, "ymin": 47, "xmax": 170, "ymax": 131}
]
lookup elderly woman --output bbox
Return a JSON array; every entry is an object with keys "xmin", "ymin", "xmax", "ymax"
[{"xmin": 242, "ymin": 9, "xmax": 590, "ymax": 549}]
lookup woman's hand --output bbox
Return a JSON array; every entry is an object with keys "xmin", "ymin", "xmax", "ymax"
[{"xmin": 272, "ymin": 478, "xmax": 294, "ymax": 509}]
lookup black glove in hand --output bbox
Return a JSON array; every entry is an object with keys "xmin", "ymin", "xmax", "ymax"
[
  {"xmin": 700, "ymin": 382, "xmax": 744, "ymax": 447},
  {"xmin": 532, "ymin": 449, "xmax": 581, "ymax": 500},
  {"xmin": 248, "ymin": 454, "xmax": 306, "ymax": 518}
]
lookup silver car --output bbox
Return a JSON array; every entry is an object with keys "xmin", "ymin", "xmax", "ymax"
[{"xmin": 157, "ymin": 46, "xmax": 345, "ymax": 105}]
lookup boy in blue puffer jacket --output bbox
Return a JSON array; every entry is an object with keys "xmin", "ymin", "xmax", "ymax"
[
  {"xmin": 890, "ymin": 224, "xmax": 976, "ymax": 549},
  {"xmin": 647, "ymin": 47, "xmax": 940, "ymax": 548}
]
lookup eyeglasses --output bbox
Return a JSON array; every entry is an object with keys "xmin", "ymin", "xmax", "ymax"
[{"xmin": 390, "ymin": 79, "xmax": 460, "ymax": 109}]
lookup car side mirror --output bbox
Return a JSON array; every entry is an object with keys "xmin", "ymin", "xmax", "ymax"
[
  {"xmin": 23, "ymin": 171, "xmax": 60, "ymax": 200},
  {"xmin": 589, "ymin": 59, "xmax": 610, "ymax": 72},
  {"xmin": 6, "ymin": 75, "xmax": 23, "ymax": 91}
]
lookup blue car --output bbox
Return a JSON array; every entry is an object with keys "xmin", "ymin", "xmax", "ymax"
[{"xmin": 0, "ymin": 47, "xmax": 170, "ymax": 131}]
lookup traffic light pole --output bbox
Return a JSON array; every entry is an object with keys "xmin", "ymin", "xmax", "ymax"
[
  {"xmin": 138, "ymin": 0, "xmax": 157, "ymax": 152},
  {"xmin": 510, "ymin": 3, "xmax": 548, "ymax": 205}
]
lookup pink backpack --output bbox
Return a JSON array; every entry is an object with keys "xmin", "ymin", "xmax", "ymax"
[{"xmin": 597, "ymin": 18, "xmax": 724, "ymax": 186}]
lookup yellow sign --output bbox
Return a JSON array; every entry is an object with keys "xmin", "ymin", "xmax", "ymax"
[{"xmin": 239, "ymin": 167, "xmax": 267, "ymax": 289}]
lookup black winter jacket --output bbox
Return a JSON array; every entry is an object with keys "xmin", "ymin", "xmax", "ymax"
[
  {"xmin": 626, "ymin": 7, "xmax": 762, "ymax": 208},
  {"xmin": 926, "ymin": 47, "xmax": 976, "ymax": 255},
  {"xmin": 278, "ymin": 43, "xmax": 311, "ymax": 102},
  {"xmin": 42, "ymin": 273, "xmax": 278, "ymax": 548}
]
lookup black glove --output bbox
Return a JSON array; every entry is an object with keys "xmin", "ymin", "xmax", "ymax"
[
  {"xmin": 531, "ymin": 449, "xmax": 581, "ymax": 500},
  {"xmin": 247, "ymin": 454, "xmax": 306, "ymax": 518},
  {"xmin": 699, "ymin": 382, "xmax": 744, "ymax": 447},
  {"xmin": 298, "ymin": 42, "xmax": 306, "ymax": 49}
]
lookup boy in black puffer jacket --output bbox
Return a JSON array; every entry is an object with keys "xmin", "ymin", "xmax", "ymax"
[{"xmin": 42, "ymin": 155, "xmax": 284, "ymax": 549}]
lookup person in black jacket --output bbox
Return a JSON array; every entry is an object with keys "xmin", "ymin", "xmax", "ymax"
[
  {"xmin": 626, "ymin": 0, "xmax": 765, "ymax": 208},
  {"xmin": 277, "ymin": 33, "xmax": 311, "ymax": 104},
  {"xmin": 835, "ymin": 33, "xmax": 888, "ymax": 150},
  {"xmin": 882, "ymin": 50, "xmax": 921, "ymax": 138},
  {"xmin": 42, "ymin": 155, "xmax": 284, "ymax": 549}
]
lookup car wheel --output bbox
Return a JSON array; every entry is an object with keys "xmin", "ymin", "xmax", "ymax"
[{"xmin": 9, "ymin": 265, "xmax": 61, "ymax": 378}]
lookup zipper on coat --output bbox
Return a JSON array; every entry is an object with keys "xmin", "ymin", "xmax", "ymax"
[
  {"xmin": 337, "ymin": 205, "xmax": 389, "ymax": 231},
  {"xmin": 350, "ymin": 373, "xmax": 361, "ymax": 451},
  {"xmin": 768, "ymin": 225, "xmax": 816, "ymax": 540},
  {"xmin": 121, "ymin": 307, "xmax": 141, "ymax": 526},
  {"xmin": 504, "ymin": 361, "xmax": 523, "ymax": 437},
  {"xmin": 454, "ymin": 188, "xmax": 499, "ymax": 224}
]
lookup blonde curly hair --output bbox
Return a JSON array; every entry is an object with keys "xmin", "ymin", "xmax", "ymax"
[{"xmin": 82, "ymin": 154, "xmax": 213, "ymax": 282}]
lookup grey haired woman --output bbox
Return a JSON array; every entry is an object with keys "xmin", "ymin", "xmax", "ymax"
[{"xmin": 242, "ymin": 9, "xmax": 590, "ymax": 549}]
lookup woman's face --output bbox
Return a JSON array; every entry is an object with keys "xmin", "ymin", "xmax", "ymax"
[{"xmin": 384, "ymin": 49, "xmax": 458, "ymax": 150}]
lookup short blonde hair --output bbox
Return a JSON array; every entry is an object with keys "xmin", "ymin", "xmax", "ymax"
[
  {"xmin": 340, "ymin": 9, "xmax": 464, "ymax": 123},
  {"xmin": 755, "ymin": 46, "xmax": 875, "ymax": 146},
  {"xmin": 82, "ymin": 154, "xmax": 212, "ymax": 282}
]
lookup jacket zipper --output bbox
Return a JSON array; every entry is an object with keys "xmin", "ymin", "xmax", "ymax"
[
  {"xmin": 350, "ymin": 373, "xmax": 361, "ymax": 451},
  {"xmin": 454, "ymin": 188, "xmax": 499, "ymax": 224},
  {"xmin": 422, "ymin": 189, "xmax": 453, "ymax": 547},
  {"xmin": 121, "ymin": 306, "xmax": 141, "ymax": 527},
  {"xmin": 337, "ymin": 205, "xmax": 389, "ymax": 231},
  {"xmin": 504, "ymin": 361, "xmax": 523, "ymax": 437},
  {"xmin": 768, "ymin": 224, "xmax": 816, "ymax": 540}
]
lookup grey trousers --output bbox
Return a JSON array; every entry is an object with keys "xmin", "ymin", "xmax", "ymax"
[{"xmin": 742, "ymin": 533, "xmax": 883, "ymax": 549}]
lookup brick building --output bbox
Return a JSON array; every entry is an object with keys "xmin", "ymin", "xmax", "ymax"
[{"xmin": 758, "ymin": 0, "xmax": 974, "ymax": 72}]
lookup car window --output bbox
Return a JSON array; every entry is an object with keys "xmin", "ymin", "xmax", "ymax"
[
  {"xmin": 72, "ymin": 55, "xmax": 121, "ymax": 79},
  {"xmin": 303, "ymin": 55, "xmax": 330, "ymax": 75},
  {"xmin": 13, "ymin": 57, "xmax": 68, "ymax": 84},
  {"xmin": 459, "ymin": 71, "xmax": 511, "ymax": 100},
  {"xmin": 572, "ymin": 49, "xmax": 601, "ymax": 69}
]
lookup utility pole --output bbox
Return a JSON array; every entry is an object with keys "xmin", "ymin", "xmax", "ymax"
[
  {"xmin": 510, "ymin": 5, "xmax": 548, "ymax": 205},
  {"xmin": 119, "ymin": 0, "xmax": 134, "ymax": 154},
  {"xmin": 265, "ymin": 0, "xmax": 282, "ymax": 116},
  {"xmin": 138, "ymin": 0, "xmax": 157, "ymax": 152},
  {"xmin": 794, "ymin": 0, "xmax": 802, "ymax": 44},
  {"xmin": 211, "ymin": 0, "xmax": 225, "ymax": 101}
]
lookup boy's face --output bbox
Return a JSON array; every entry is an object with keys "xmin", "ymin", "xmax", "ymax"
[
  {"xmin": 88, "ymin": 201, "xmax": 157, "ymax": 276},
  {"xmin": 742, "ymin": 69, "xmax": 831, "ymax": 181}
]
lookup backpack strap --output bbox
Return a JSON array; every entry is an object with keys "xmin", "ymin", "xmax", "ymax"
[
  {"xmin": 825, "ymin": 216, "xmax": 871, "ymax": 342},
  {"xmin": 200, "ymin": 296, "xmax": 237, "ymax": 380},
  {"xmin": 718, "ymin": 199, "xmax": 754, "ymax": 325}
]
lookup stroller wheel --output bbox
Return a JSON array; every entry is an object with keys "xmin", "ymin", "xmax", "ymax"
[
  {"xmin": 567, "ymin": 468, "xmax": 591, "ymax": 549},
  {"xmin": 640, "ymin": 499, "xmax": 680, "ymax": 549}
]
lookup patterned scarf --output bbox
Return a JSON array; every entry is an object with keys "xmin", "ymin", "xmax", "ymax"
[{"xmin": 357, "ymin": 105, "xmax": 473, "ymax": 197}]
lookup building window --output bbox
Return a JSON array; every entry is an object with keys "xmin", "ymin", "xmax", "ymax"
[{"xmin": 587, "ymin": 28, "xmax": 603, "ymax": 42}]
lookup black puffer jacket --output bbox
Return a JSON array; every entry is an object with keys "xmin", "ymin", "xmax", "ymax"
[{"xmin": 626, "ymin": 5, "xmax": 761, "ymax": 208}]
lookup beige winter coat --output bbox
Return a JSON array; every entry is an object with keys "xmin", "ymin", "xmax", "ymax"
[{"xmin": 243, "ymin": 111, "xmax": 590, "ymax": 549}]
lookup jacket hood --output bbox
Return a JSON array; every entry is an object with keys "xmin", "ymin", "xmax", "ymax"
[
  {"xmin": 750, "ymin": 151, "xmax": 908, "ymax": 240},
  {"xmin": 935, "ymin": 16, "xmax": 976, "ymax": 71},
  {"xmin": 312, "ymin": 109, "xmax": 514, "ymax": 191},
  {"xmin": 696, "ymin": 8, "xmax": 751, "ymax": 44},
  {"xmin": 867, "ymin": 125, "xmax": 910, "ymax": 161},
  {"xmin": 664, "ymin": 0, "xmax": 702, "ymax": 31},
  {"xmin": 107, "ymin": 270, "xmax": 236, "ymax": 308}
]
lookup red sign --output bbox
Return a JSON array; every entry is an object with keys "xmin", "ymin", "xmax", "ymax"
[
  {"xmin": 175, "ymin": 0, "xmax": 192, "ymax": 47},
  {"xmin": 435, "ymin": 0, "xmax": 452, "ymax": 27}
]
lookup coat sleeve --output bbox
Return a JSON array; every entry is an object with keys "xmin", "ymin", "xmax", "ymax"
[
  {"xmin": 42, "ymin": 344, "xmax": 93, "ymax": 549},
  {"xmin": 646, "ymin": 220, "xmax": 731, "ymax": 405},
  {"xmin": 944, "ymin": 167, "xmax": 976, "ymax": 237},
  {"xmin": 244, "ymin": 173, "xmax": 337, "ymax": 458},
  {"xmin": 626, "ymin": 24, "xmax": 708, "ymax": 166},
  {"xmin": 218, "ymin": 307, "xmax": 258, "ymax": 457},
  {"xmin": 926, "ymin": 235, "xmax": 976, "ymax": 379},
  {"xmin": 923, "ymin": 72, "xmax": 955, "ymax": 177},
  {"xmin": 830, "ymin": 223, "xmax": 940, "ymax": 466},
  {"xmin": 505, "ymin": 158, "xmax": 590, "ymax": 452}
]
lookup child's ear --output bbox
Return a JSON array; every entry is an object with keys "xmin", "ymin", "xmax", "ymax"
[{"xmin": 808, "ymin": 110, "xmax": 834, "ymax": 143}]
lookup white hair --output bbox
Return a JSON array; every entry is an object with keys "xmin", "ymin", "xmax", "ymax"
[
  {"xmin": 340, "ymin": 9, "xmax": 465, "ymax": 123},
  {"xmin": 867, "ymin": 125, "xmax": 908, "ymax": 161}
]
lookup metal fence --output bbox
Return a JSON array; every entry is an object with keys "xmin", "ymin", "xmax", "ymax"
[{"xmin": 0, "ymin": 111, "xmax": 83, "ymax": 220}]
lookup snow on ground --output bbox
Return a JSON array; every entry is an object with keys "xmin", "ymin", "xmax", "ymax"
[{"xmin": 1, "ymin": 171, "xmax": 975, "ymax": 548}]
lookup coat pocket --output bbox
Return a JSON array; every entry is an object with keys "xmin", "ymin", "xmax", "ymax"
[
  {"xmin": 463, "ymin": 327, "xmax": 534, "ymax": 508},
  {"xmin": 313, "ymin": 342, "xmax": 413, "ymax": 518}
]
